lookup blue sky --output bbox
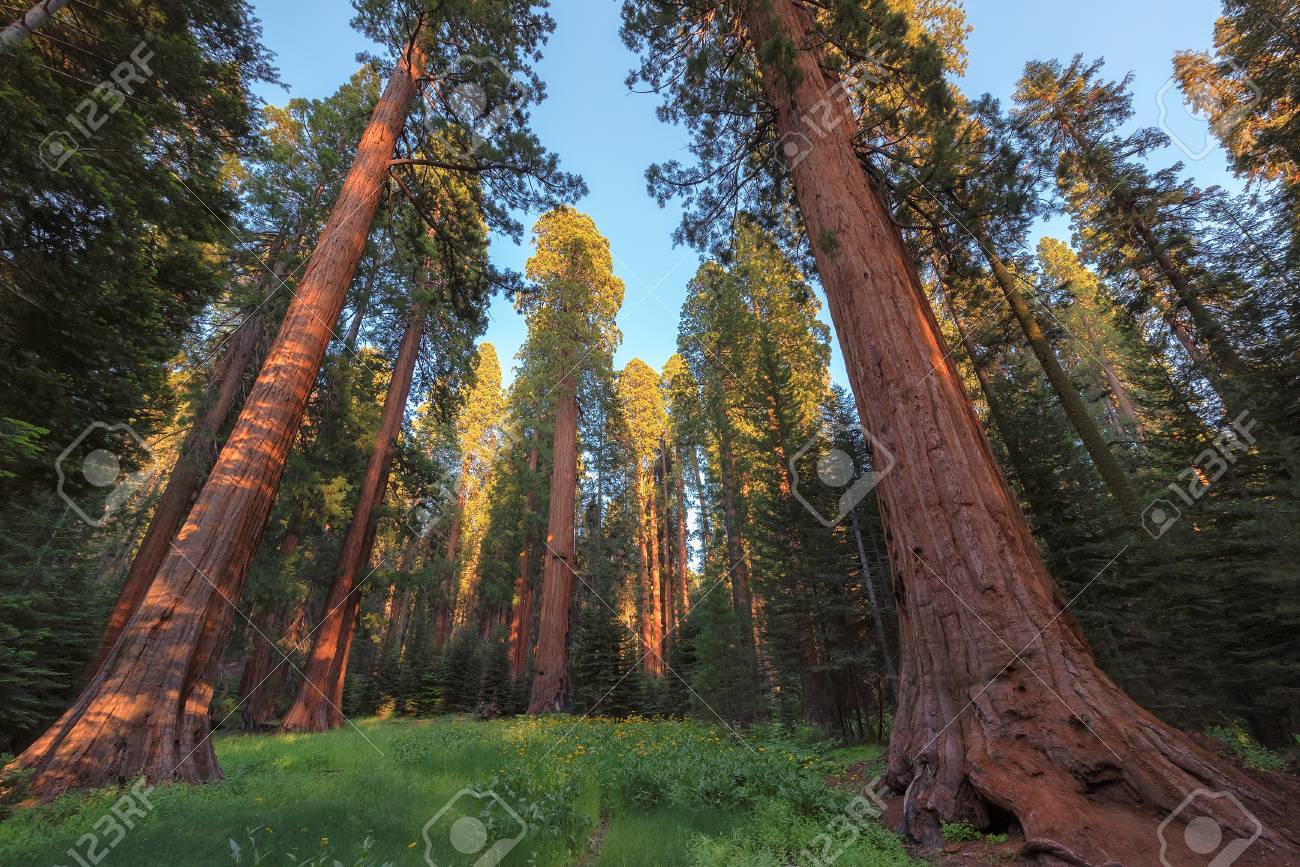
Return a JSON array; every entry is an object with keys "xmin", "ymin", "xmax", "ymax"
[{"xmin": 249, "ymin": 0, "xmax": 1237, "ymax": 389}]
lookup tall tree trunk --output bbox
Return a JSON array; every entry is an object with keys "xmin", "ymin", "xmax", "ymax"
[
  {"xmin": 435, "ymin": 493, "xmax": 465, "ymax": 647},
  {"xmin": 282, "ymin": 301, "xmax": 425, "ymax": 733},
  {"xmin": 742, "ymin": 2, "xmax": 1299, "ymax": 861},
  {"xmin": 977, "ymin": 236, "xmax": 1140, "ymax": 524},
  {"xmin": 0, "ymin": 0, "xmax": 69, "ymax": 45},
  {"xmin": 1064, "ymin": 127, "xmax": 1246, "ymax": 409},
  {"xmin": 638, "ymin": 514, "xmax": 654, "ymax": 674},
  {"xmin": 528, "ymin": 375, "xmax": 578, "ymax": 713},
  {"xmin": 9, "ymin": 40, "xmax": 427, "ymax": 798},
  {"xmin": 933, "ymin": 264, "xmax": 1038, "ymax": 496},
  {"xmin": 673, "ymin": 448, "xmax": 689, "ymax": 620},
  {"xmin": 659, "ymin": 450, "xmax": 675, "ymax": 643},
  {"xmin": 93, "ymin": 222, "xmax": 315, "ymax": 668},
  {"xmin": 716, "ymin": 423, "xmax": 755, "ymax": 656},
  {"xmin": 689, "ymin": 445, "xmax": 711, "ymax": 564},
  {"xmin": 646, "ymin": 472, "xmax": 664, "ymax": 674},
  {"xmin": 508, "ymin": 445, "xmax": 539, "ymax": 680},
  {"xmin": 849, "ymin": 508, "xmax": 896, "ymax": 693}
]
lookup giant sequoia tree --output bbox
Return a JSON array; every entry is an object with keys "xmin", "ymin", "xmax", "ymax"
[
  {"xmin": 521, "ymin": 207, "xmax": 624, "ymax": 713},
  {"xmin": 11, "ymin": 0, "xmax": 580, "ymax": 797},
  {"xmin": 623, "ymin": 0, "xmax": 1300, "ymax": 860}
]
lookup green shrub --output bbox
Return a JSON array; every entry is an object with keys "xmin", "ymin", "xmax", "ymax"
[
  {"xmin": 1206, "ymin": 723, "xmax": 1286, "ymax": 771},
  {"xmin": 940, "ymin": 819, "xmax": 981, "ymax": 842}
]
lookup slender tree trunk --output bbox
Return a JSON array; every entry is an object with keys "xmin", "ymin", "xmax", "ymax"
[
  {"xmin": 528, "ymin": 374, "xmax": 578, "ymax": 713},
  {"xmin": 716, "ymin": 424, "xmax": 755, "ymax": 654},
  {"xmin": 642, "ymin": 493, "xmax": 660, "ymax": 675},
  {"xmin": 849, "ymin": 508, "xmax": 896, "ymax": 692},
  {"xmin": 646, "ymin": 473, "xmax": 664, "ymax": 674},
  {"xmin": 434, "ymin": 494, "xmax": 464, "ymax": 647},
  {"xmin": 978, "ymin": 237, "xmax": 1140, "ymax": 524},
  {"xmin": 0, "ymin": 0, "xmax": 68, "ymax": 45},
  {"xmin": 282, "ymin": 301, "xmax": 425, "ymax": 733},
  {"xmin": 933, "ymin": 265, "xmax": 1038, "ymax": 495},
  {"xmin": 689, "ymin": 445, "xmax": 711, "ymax": 564},
  {"xmin": 659, "ymin": 450, "xmax": 675, "ymax": 643},
  {"xmin": 1064, "ymin": 127, "xmax": 1246, "ymax": 407},
  {"xmin": 508, "ymin": 445, "xmax": 539, "ymax": 680},
  {"xmin": 673, "ymin": 448, "xmax": 689, "ymax": 620},
  {"xmin": 8, "ymin": 41, "xmax": 428, "ymax": 797},
  {"xmin": 742, "ymin": 3, "xmax": 1299, "ymax": 861},
  {"xmin": 93, "ymin": 225, "xmax": 313, "ymax": 668}
]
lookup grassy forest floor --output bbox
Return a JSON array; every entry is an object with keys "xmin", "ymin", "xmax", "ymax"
[{"xmin": 0, "ymin": 717, "xmax": 922, "ymax": 866}]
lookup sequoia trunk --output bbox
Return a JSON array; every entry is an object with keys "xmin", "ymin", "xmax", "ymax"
[
  {"xmin": 282, "ymin": 301, "xmax": 425, "ymax": 733},
  {"xmin": 528, "ymin": 375, "xmax": 578, "ymax": 713},
  {"xmin": 93, "ymin": 223, "xmax": 313, "ymax": 667},
  {"xmin": 10, "ymin": 39, "xmax": 426, "ymax": 798},
  {"xmin": 742, "ymin": 2, "xmax": 1299, "ymax": 862}
]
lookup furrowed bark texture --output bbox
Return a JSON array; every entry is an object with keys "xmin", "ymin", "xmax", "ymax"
[
  {"xmin": 94, "ymin": 225, "xmax": 312, "ymax": 668},
  {"xmin": 10, "ymin": 40, "xmax": 426, "ymax": 799},
  {"xmin": 528, "ymin": 376, "xmax": 578, "ymax": 713},
  {"xmin": 742, "ymin": 2, "xmax": 1299, "ymax": 863},
  {"xmin": 282, "ymin": 302, "xmax": 425, "ymax": 733}
]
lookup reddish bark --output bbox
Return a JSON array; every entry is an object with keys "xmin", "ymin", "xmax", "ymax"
[
  {"xmin": 646, "ymin": 475, "xmax": 664, "ymax": 674},
  {"xmin": 282, "ymin": 301, "xmax": 425, "ymax": 733},
  {"xmin": 433, "ymin": 496, "xmax": 465, "ymax": 648},
  {"xmin": 93, "ymin": 223, "xmax": 314, "ymax": 669},
  {"xmin": 716, "ymin": 424, "xmax": 755, "ymax": 651},
  {"xmin": 743, "ymin": 2, "xmax": 1300, "ymax": 862},
  {"xmin": 508, "ymin": 445, "xmax": 540, "ymax": 680},
  {"xmin": 10, "ymin": 39, "xmax": 426, "ymax": 798},
  {"xmin": 672, "ymin": 450, "xmax": 689, "ymax": 623},
  {"xmin": 527, "ymin": 375, "xmax": 578, "ymax": 713}
]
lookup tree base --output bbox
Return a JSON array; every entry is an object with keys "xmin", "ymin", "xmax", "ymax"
[{"xmin": 887, "ymin": 662, "xmax": 1300, "ymax": 866}]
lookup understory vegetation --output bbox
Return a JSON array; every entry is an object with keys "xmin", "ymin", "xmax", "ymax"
[{"xmin": 0, "ymin": 717, "xmax": 912, "ymax": 866}]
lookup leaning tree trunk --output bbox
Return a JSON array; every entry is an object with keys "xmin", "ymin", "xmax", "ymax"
[
  {"xmin": 93, "ymin": 222, "xmax": 313, "ymax": 668},
  {"xmin": 527, "ymin": 375, "xmax": 578, "ymax": 713},
  {"xmin": 282, "ymin": 302, "xmax": 425, "ymax": 733},
  {"xmin": 849, "ymin": 508, "xmax": 896, "ymax": 692},
  {"xmin": 0, "ymin": 0, "xmax": 69, "ymax": 46},
  {"xmin": 508, "ymin": 444, "xmax": 540, "ymax": 680},
  {"xmin": 976, "ymin": 232, "xmax": 1141, "ymax": 525},
  {"xmin": 9, "ymin": 39, "xmax": 427, "ymax": 799},
  {"xmin": 742, "ymin": 2, "xmax": 1299, "ymax": 863}
]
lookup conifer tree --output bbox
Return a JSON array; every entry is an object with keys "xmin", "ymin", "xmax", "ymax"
[{"xmin": 521, "ymin": 208, "xmax": 624, "ymax": 713}]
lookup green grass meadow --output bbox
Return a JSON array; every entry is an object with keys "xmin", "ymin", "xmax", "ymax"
[{"xmin": 0, "ymin": 717, "xmax": 913, "ymax": 866}]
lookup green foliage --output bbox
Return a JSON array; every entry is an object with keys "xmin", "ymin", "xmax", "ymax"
[
  {"xmin": 940, "ymin": 819, "xmax": 981, "ymax": 842},
  {"xmin": 1206, "ymin": 722, "xmax": 1287, "ymax": 772}
]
